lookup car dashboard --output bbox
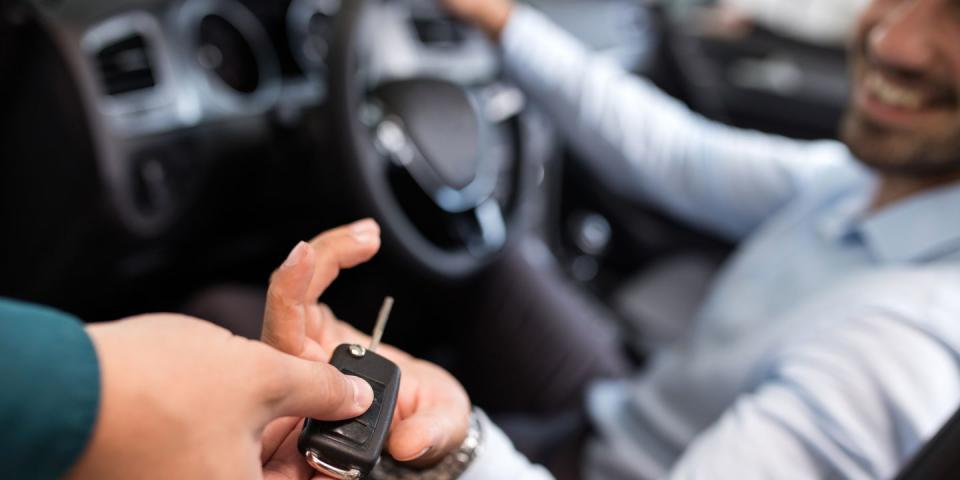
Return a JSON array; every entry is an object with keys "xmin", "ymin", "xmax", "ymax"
[
  {"xmin": 2, "ymin": 0, "xmax": 651, "ymax": 319},
  {"xmin": 33, "ymin": 0, "xmax": 506, "ymax": 236}
]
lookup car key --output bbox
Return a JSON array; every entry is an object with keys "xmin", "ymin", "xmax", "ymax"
[{"xmin": 298, "ymin": 297, "xmax": 401, "ymax": 480}]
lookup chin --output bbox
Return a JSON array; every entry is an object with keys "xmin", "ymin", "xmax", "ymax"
[{"xmin": 841, "ymin": 110, "xmax": 960, "ymax": 177}]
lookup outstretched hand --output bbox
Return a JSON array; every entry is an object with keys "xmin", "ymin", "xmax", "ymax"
[{"xmin": 260, "ymin": 220, "xmax": 472, "ymax": 475}]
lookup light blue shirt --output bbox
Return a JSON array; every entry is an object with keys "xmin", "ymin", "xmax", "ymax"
[{"xmin": 458, "ymin": 5, "xmax": 960, "ymax": 480}]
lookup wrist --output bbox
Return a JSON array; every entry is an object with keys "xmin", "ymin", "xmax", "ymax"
[
  {"xmin": 474, "ymin": 1, "xmax": 513, "ymax": 40},
  {"xmin": 68, "ymin": 324, "xmax": 142, "ymax": 479},
  {"xmin": 373, "ymin": 409, "xmax": 483, "ymax": 479}
]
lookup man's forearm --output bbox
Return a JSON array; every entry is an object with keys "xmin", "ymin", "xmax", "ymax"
[{"xmin": 498, "ymin": 5, "xmax": 847, "ymax": 240}]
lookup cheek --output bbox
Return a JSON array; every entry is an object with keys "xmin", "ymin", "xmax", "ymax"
[
  {"xmin": 938, "ymin": 38, "xmax": 960, "ymax": 90},
  {"xmin": 850, "ymin": 10, "xmax": 881, "ymax": 63}
]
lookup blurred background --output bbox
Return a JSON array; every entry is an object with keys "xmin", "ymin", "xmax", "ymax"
[{"xmin": 0, "ymin": 0, "xmax": 862, "ymax": 411}]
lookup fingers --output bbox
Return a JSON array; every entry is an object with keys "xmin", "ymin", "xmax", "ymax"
[
  {"xmin": 304, "ymin": 303, "xmax": 341, "ymax": 352},
  {"xmin": 263, "ymin": 218, "xmax": 380, "ymax": 358},
  {"xmin": 387, "ymin": 409, "xmax": 470, "ymax": 466},
  {"xmin": 305, "ymin": 219, "xmax": 381, "ymax": 300},
  {"xmin": 261, "ymin": 416, "xmax": 301, "ymax": 464},
  {"xmin": 263, "ymin": 241, "xmax": 316, "ymax": 355},
  {"xmin": 310, "ymin": 304, "xmax": 368, "ymax": 350},
  {"xmin": 263, "ymin": 419, "xmax": 315, "ymax": 480},
  {"xmin": 386, "ymin": 363, "xmax": 471, "ymax": 466},
  {"xmin": 263, "ymin": 349, "xmax": 374, "ymax": 421}
]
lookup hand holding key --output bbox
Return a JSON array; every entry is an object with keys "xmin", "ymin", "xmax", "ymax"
[
  {"xmin": 70, "ymin": 313, "xmax": 373, "ymax": 480},
  {"xmin": 261, "ymin": 220, "xmax": 472, "ymax": 475}
]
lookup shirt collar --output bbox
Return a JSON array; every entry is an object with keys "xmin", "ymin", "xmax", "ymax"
[
  {"xmin": 816, "ymin": 180, "xmax": 874, "ymax": 244},
  {"xmin": 819, "ymin": 175, "xmax": 960, "ymax": 263},
  {"xmin": 858, "ymin": 182, "xmax": 960, "ymax": 263}
]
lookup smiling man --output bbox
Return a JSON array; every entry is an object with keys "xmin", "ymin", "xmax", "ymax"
[
  {"xmin": 417, "ymin": 0, "xmax": 960, "ymax": 478},
  {"xmin": 844, "ymin": 0, "xmax": 960, "ymax": 181}
]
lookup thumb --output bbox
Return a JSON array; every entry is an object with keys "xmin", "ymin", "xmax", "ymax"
[{"xmin": 260, "ymin": 348, "xmax": 374, "ymax": 421}]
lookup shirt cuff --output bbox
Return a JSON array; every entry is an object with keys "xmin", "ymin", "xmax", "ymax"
[
  {"xmin": 458, "ymin": 409, "xmax": 555, "ymax": 480},
  {"xmin": 0, "ymin": 299, "xmax": 100, "ymax": 479}
]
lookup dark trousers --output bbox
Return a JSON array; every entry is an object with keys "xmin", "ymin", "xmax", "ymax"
[
  {"xmin": 455, "ymin": 240, "xmax": 631, "ymax": 480},
  {"xmin": 455, "ymin": 239, "xmax": 631, "ymax": 413}
]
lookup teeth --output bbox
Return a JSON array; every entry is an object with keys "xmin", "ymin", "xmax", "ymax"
[{"xmin": 865, "ymin": 73, "xmax": 924, "ymax": 109}]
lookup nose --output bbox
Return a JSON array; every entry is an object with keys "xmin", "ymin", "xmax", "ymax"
[{"xmin": 867, "ymin": 0, "xmax": 936, "ymax": 73}]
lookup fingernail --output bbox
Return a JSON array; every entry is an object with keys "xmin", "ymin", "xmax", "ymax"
[
  {"xmin": 282, "ymin": 241, "xmax": 309, "ymax": 268},
  {"xmin": 395, "ymin": 446, "xmax": 432, "ymax": 462},
  {"xmin": 351, "ymin": 218, "xmax": 378, "ymax": 234},
  {"xmin": 348, "ymin": 376, "xmax": 374, "ymax": 410},
  {"xmin": 352, "ymin": 232, "xmax": 375, "ymax": 244}
]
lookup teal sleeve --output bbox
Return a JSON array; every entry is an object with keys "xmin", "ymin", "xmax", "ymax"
[{"xmin": 0, "ymin": 298, "xmax": 101, "ymax": 479}]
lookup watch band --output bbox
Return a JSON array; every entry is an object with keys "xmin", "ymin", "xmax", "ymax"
[{"xmin": 372, "ymin": 410, "xmax": 483, "ymax": 480}]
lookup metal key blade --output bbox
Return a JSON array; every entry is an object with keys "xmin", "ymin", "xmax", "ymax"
[{"xmin": 369, "ymin": 296, "xmax": 394, "ymax": 352}]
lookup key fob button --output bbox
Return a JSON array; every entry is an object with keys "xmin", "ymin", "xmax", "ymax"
[
  {"xmin": 329, "ymin": 377, "xmax": 384, "ymax": 445},
  {"xmin": 356, "ymin": 397, "xmax": 382, "ymax": 428},
  {"xmin": 333, "ymin": 421, "xmax": 374, "ymax": 445}
]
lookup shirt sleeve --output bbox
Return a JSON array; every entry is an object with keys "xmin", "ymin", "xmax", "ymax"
[
  {"xmin": 668, "ymin": 311, "xmax": 960, "ymax": 479},
  {"xmin": 458, "ymin": 410, "xmax": 556, "ymax": 480},
  {"xmin": 500, "ymin": 5, "xmax": 848, "ymax": 241},
  {"xmin": 0, "ymin": 298, "xmax": 101, "ymax": 480}
]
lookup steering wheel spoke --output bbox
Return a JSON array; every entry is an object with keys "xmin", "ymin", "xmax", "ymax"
[
  {"xmin": 371, "ymin": 115, "xmax": 415, "ymax": 167},
  {"xmin": 475, "ymin": 83, "xmax": 526, "ymax": 125},
  {"xmin": 472, "ymin": 199, "xmax": 507, "ymax": 254},
  {"xmin": 449, "ymin": 198, "xmax": 507, "ymax": 258}
]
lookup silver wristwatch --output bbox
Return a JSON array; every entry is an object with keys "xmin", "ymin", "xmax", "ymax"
[{"xmin": 372, "ymin": 410, "xmax": 483, "ymax": 480}]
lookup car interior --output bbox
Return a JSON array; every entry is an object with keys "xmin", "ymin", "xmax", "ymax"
[{"xmin": 3, "ymin": 0, "xmax": 955, "ymax": 475}]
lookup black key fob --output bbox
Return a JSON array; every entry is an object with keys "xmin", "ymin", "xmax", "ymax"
[{"xmin": 298, "ymin": 343, "xmax": 401, "ymax": 480}]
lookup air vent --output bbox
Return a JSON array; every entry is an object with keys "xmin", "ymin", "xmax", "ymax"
[{"xmin": 95, "ymin": 34, "xmax": 157, "ymax": 96}]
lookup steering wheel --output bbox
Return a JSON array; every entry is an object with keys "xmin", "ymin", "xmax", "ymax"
[{"xmin": 328, "ymin": 0, "xmax": 539, "ymax": 280}]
